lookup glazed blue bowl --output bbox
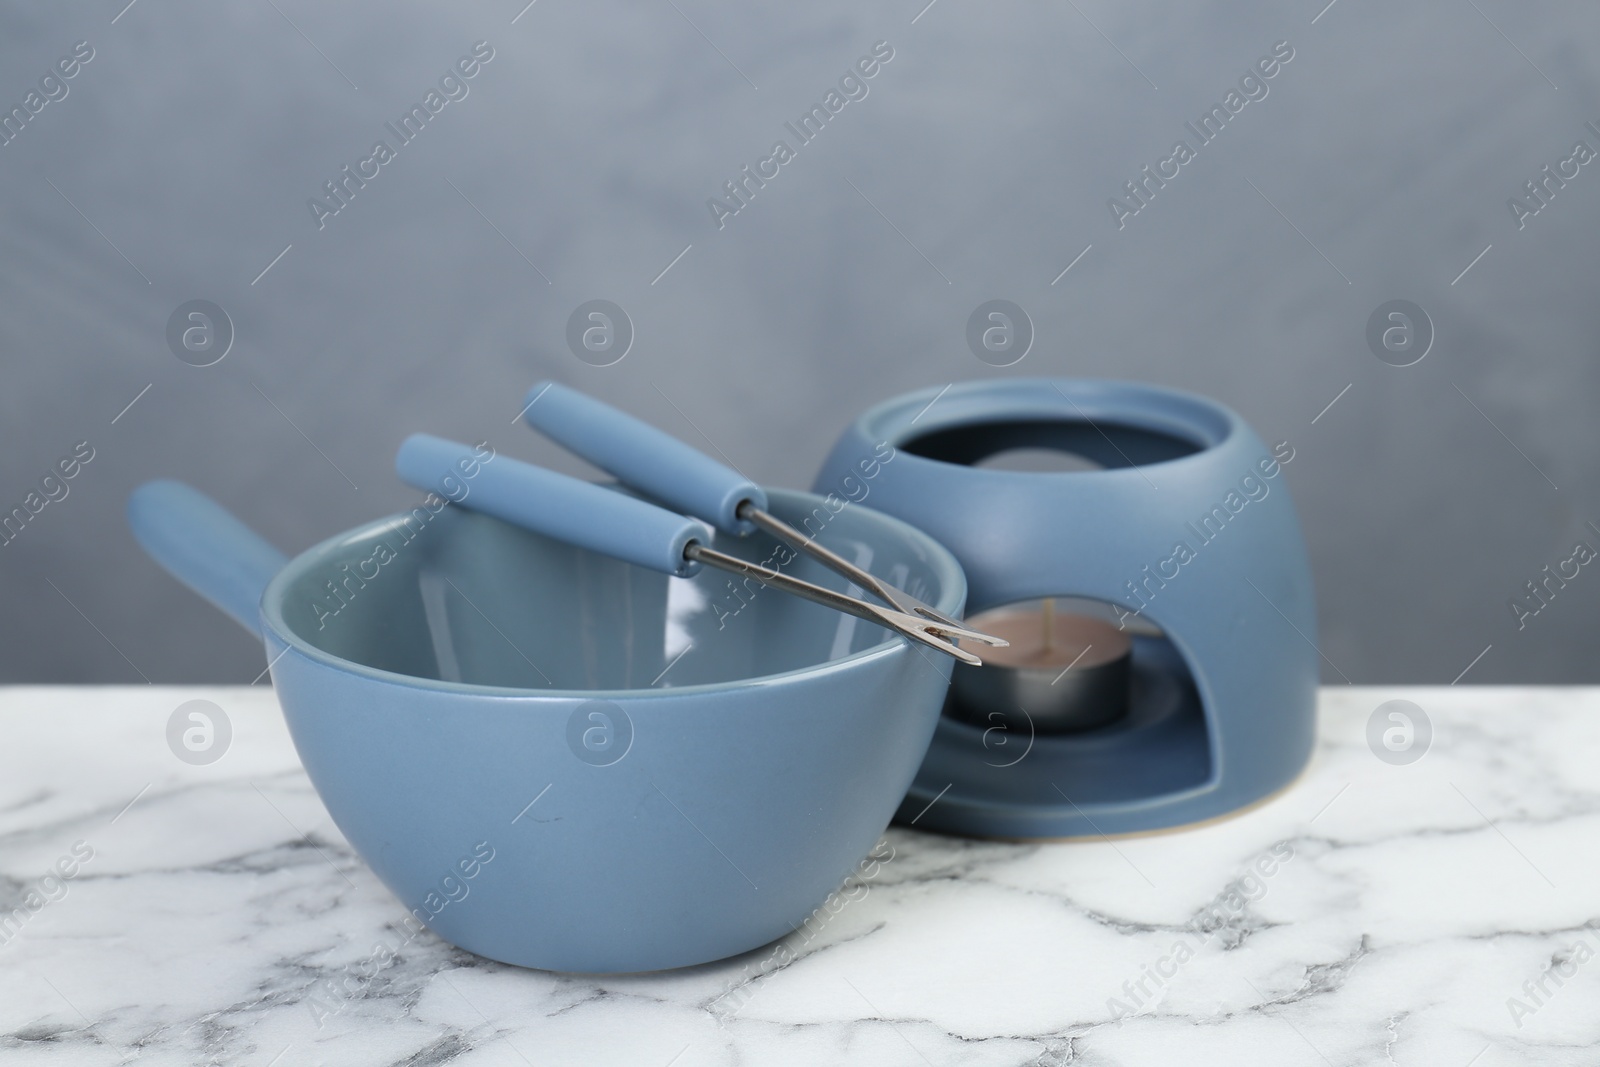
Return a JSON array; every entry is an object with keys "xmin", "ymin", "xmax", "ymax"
[{"xmin": 129, "ymin": 481, "xmax": 963, "ymax": 972}]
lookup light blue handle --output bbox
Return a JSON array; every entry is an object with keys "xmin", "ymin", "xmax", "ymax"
[
  {"xmin": 127, "ymin": 480, "xmax": 289, "ymax": 639},
  {"xmin": 521, "ymin": 381, "xmax": 767, "ymax": 535},
  {"xmin": 395, "ymin": 434, "xmax": 712, "ymax": 578}
]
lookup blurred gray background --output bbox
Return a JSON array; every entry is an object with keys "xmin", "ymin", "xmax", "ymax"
[{"xmin": 0, "ymin": 0, "xmax": 1595, "ymax": 685}]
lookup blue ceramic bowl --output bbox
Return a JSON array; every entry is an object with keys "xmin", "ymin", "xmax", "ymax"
[{"xmin": 130, "ymin": 482, "xmax": 963, "ymax": 972}]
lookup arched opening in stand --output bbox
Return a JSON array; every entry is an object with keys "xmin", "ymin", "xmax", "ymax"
[
  {"xmin": 898, "ymin": 414, "xmax": 1222, "ymax": 809},
  {"xmin": 941, "ymin": 593, "xmax": 1215, "ymax": 804}
]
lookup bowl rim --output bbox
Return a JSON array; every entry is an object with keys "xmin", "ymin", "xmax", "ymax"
[
  {"xmin": 256, "ymin": 486, "xmax": 967, "ymax": 699},
  {"xmin": 858, "ymin": 377, "xmax": 1241, "ymax": 479}
]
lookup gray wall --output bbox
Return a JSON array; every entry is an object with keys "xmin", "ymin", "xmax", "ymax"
[{"xmin": 1, "ymin": 0, "xmax": 1595, "ymax": 685}]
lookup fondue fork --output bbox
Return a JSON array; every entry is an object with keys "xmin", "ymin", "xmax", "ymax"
[
  {"xmin": 517, "ymin": 381, "xmax": 1007, "ymax": 652},
  {"xmin": 395, "ymin": 434, "xmax": 986, "ymax": 665}
]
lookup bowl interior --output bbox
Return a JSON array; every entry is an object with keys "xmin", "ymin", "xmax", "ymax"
[{"xmin": 267, "ymin": 488, "xmax": 957, "ymax": 691}]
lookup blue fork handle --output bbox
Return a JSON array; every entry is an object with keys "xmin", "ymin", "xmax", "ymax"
[
  {"xmin": 127, "ymin": 480, "xmax": 288, "ymax": 639},
  {"xmin": 521, "ymin": 381, "xmax": 766, "ymax": 536},
  {"xmin": 395, "ymin": 434, "xmax": 713, "ymax": 578}
]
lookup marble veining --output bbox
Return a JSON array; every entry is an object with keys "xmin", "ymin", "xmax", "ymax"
[{"xmin": 1, "ymin": 685, "xmax": 1597, "ymax": 1065}]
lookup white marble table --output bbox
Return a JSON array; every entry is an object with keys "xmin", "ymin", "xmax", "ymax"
[{"xmin": 1, "ymin": 686, "xmax": 1596, "ymax": 1066}]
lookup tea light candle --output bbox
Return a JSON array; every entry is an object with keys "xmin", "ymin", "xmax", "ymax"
[{"xmin": 950, "ymin": 600, "xmax": 1132, "ymax": 733}]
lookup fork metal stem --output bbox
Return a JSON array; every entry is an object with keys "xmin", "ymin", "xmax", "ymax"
[
  {"xmin": 683, "ymin": 542, "xmax": 980, "ymax": 664},
  {"xmin": 737, "ymin": 502, "xmax": 1004, "ymax": 647}
]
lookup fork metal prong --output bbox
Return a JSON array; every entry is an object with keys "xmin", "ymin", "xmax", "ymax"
[
  {"xmin": 685, "ymin": 542, "xmax": 979, "ymax": 663},
  {"xmin": 852, "ymin": 601, "xmax": 982, "ymax": 665},
  {"xmin": 739, "ymin": 504, "xmax": 1008, "ymax": 649},
  {"xmin": 899, "ymin": 623, "xmax": 983, "ymax": 666},
  {"xmin": 909, "ymin": 608, "xmax": 1009, "ymax": 646}
]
